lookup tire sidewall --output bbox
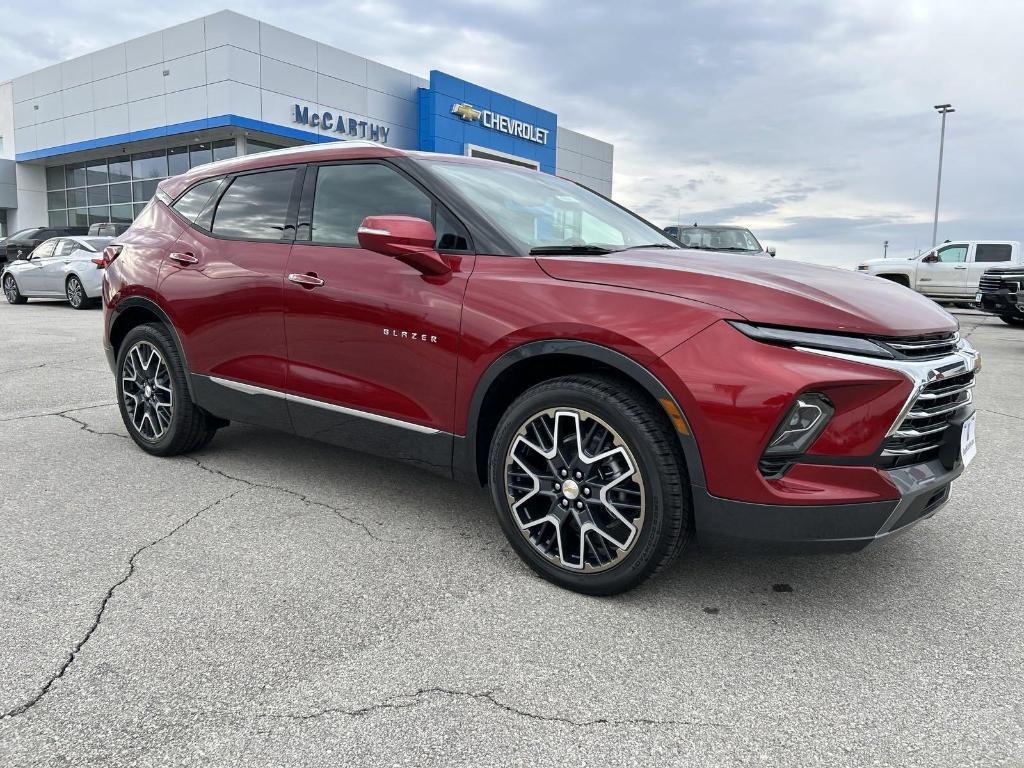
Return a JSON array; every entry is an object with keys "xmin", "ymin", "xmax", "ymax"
[
  {"xmin": 116, "ymin": 324, "xmax": 191, "ymax": 455},
  {"xmin": 488, "ymin": 381, "xmax": 681, "ymax": 595},
  {"xmin": 4, "ymin": 274, "xmax": 22, "ymax": 304}
]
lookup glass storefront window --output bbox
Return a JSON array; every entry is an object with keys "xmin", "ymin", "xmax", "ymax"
[
  {"xmin": 132, "ymin": 150, "xmax": 168, "ymax": 180},
  {"xmin": 168, "ymin": 146, "xmax": 190, "ymax": 176},
  {"xmin": 65, "ymin": 163, "xmax": 87, "ymax": 188},
  {"xmin": 44, "ymin": 139, "xmax": 250, "ymax": 226},
  {"xmin": 88, "ymin": 206, "xmax": 111, "ymax": 225},
  {"xmin": 66, "ymin": 188, "xmax": 87, "ymax": 208},
  {"xmin": 48, "ymin": 210, "xmax": 68, "ymax": 227},
  {"xmin": 109, "ymin": 182, "xmax": 132, "ymax": 204},
  {"xmin": 190, "ymin": 143, "xmax": 213, "ymax": 168},
  {"xmin": 86, "ymin": 160, "xmax": 108, "ymax": 186},
  {"xmin": 246, "ymin": 139, "xmax": 286, "ymax": 155},
  {"xmin": 87, "ymin": 186, "xmax": 110, "ymax": 206},
  {"xmin": 46, "ymin": 166, "xmax": 65, "ymax": 189},
  {"xmin": 108, "ymin": 156, "xmax": 132, "ymax": 184},
  {"xmin": 212, "ymin": 139, "xmax": 237, "ymax": 161},
  {"xmin": 110, "ymin": 204, "xmax": 134, "ymax": 224}
]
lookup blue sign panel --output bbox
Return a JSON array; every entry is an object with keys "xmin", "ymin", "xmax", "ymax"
[{"xmin": 417, "ymin": 71, "xmax": 557, "ymax": 174}]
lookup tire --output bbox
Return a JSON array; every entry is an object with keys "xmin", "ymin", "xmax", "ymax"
[
  {"xmin": 116, "ymin": 323, "xmax": 220, "ymax": 456},
  {"xmin": 1000, "ymin": 314, "xmax": 1024, "ymax": 327},
  {"xmin": 66, "ymin": 275, "xmax": 88, "ymax": 310},
  {"xmin": 488, "ymin": 374, "xmax": 691, "ymax": 595},
  {"xmin": 3, "ymin": 274, "xmax": 27, "ymax": 305}
]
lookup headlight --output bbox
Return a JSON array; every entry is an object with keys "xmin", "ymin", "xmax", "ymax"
[
  {"xmin": 856, "ymin": 265, "xmax": 870, "ymax": 271},
  {"xmin": 763, "ymin": 393, "xmax": 834, "ymax": 457},
  {"xmin": 728, "ymin": 321, "xmax": 894, "ymax": 359}
]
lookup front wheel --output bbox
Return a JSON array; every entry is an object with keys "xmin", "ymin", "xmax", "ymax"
[
  {"xmin": 3, "ymin": 274, "xmax": 27, "ymax": 304},
  {"xmin": 488, "ymin": 375, "xmax": 691, "ymax": 595},
  {"xmin": 116, "ymin": 323, "xmax": 221, "ymax": 455},
  {"xmin": 1000, "ymin": 313, "xmax": 1024, "ymax": 327}
]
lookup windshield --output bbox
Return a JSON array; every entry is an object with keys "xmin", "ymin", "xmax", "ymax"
[
  {"xmin": 423, "ymin": 160, "xmax": 678, "ymax": 253},
  {"xmin": 674, "ymin": 226, "xmax": 762, "ymax": 252}
]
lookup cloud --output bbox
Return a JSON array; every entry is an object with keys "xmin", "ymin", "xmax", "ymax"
[{"xmin": 1, "ymin": 0, "xmax": 1020, "ymax": 266}]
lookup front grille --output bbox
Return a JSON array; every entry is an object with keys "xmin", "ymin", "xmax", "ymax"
[
  {"xmin": 979, "ymin": 274, "xmax": 1004, "ymax": 293},
  {"xmin": 878, "ymin": 331, "xmax": 959, "ymax": 360},
  {"xmin": 980, "ymin": 271, "xmax": 1024, "ymax": 294},
  {"xmin": 880, "ymin": 370, "xmax": 974, "ymax": 468}
]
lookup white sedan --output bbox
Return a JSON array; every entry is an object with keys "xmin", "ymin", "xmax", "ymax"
[{"xmin": 2, "ymin": 236, "xmax": 112, "ymax": 309}]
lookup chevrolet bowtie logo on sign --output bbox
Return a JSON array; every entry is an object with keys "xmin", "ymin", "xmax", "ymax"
[
  {"xmin": 450, "ymin": 102, "xmax": 550, "ymax": 145},
  {"xmin": 451, "ymin": 103, "xmax": 482, "ymax": 122}
]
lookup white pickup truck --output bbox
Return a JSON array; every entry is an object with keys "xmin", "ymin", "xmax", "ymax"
[{"xmin": 857, "ymin": 240, "xmax": 1022, "ymax": 301}]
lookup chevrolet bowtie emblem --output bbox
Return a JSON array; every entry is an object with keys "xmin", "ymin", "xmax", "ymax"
[{"xmin": 451, "ymin": 102, "xmax": 482, "ymax": 121}]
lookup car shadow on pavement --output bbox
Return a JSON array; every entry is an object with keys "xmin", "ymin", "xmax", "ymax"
[{"xmin": 189, "ymin": 421, "xmax": 934, "ymax": 621}]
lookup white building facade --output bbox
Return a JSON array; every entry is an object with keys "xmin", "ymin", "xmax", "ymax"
[{"xmin": 0, "ymin": 10, "xmax": 614, "ymax": 236}]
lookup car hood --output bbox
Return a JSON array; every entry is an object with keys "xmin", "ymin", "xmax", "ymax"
[{"xmin": 537, "ymin": 249, "xmax": 957, "ymax": 337}]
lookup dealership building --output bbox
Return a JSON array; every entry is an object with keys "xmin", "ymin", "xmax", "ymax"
[{"xmin": 0, "ymin": 10, "xmax": 614, "ymax": 237}]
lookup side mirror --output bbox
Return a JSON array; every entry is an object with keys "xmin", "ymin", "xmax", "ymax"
[
  {"xmin": 767, "ymin": 246, "xmax": 776, "ymax": 257},
  {"xmin": 357, "ymin": 215, "xmax": 450, "ymax": 276},
  {"xmin": 922, "ymin": 253, "xmax": 938, "ymax": 263}
]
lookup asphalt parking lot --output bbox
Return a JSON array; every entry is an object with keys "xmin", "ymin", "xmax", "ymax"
[{"xmin": 0, "ymin": 299, "xmax": 1021, "ymax": 767}]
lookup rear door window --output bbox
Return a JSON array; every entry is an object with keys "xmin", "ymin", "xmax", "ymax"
[
  {"xmin": 173, "ymin": 178, "xmax": 224, "ymax": 228},
  {"xmin": 54, "ymin": 240, "xmax": 77, "ymax": 257},
  {"xmin": 211, "ymin": 169, "xmax": 298, "ymax": 241},
  {"xmin": 975, "ymin": 244, "xmax": 1013, "ymax": 263}
]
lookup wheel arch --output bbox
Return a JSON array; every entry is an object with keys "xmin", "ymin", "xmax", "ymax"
[
  {"xmin": 109, "ymin": 297, "xmax": 196, "ymax": 399},
  {"xmin": 455, "ymin": 340, "xmax": 707, "ymax": 491},
  {"xmin": 876, "ymin": 273, "xmax": 911, "ymax": 288}
]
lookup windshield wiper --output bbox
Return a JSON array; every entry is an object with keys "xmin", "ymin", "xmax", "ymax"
[
  {"xmin": 713, "ymin": 247, "xmax": 758, "ymax": 252},
  {"xmin": 529, "ymin": 245, "xmax": 615, "ymax": 255},
  {"xmin": 619, "ymin": 243, "xmax": 679, "ymax": 251}
]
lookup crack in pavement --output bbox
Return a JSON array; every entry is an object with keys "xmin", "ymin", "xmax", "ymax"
[
  {"xmin": 976, "ymin": 407, "xmax": 1024, "ymax": 422},
  {"xmin": 0, "ymin": 402, "xmax": 116, "ymax": 424},
  {"xmin": 260, "ymin": 687, "xmax": 731, "ymax": 729},
  {"xmin": 179, "ymin": 456, "xmax": 387, "ymax": 543},
  {"xmin": 57, "ymin": 411, "xmax": 130, "ymax": 439},
  {"xmin": 0, "ymin": 488, "xmax": 246, "ymax": 720}
]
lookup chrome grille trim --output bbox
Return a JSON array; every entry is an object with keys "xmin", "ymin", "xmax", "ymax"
[{"xmin": 793, "ymin": 338, "xmax": 979, "ymax": 467}]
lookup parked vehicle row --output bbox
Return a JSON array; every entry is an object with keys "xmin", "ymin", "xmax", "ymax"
[
  {"xmin": 0, "ymin": 226, "xmax": 88, "ymax": 266},
  {"xmin": 96, "ymin": 141, "xmax": 979, "ymax": 595}
]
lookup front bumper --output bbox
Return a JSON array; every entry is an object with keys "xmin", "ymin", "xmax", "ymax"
[
  {"xmin": 694, "ymin": 456, "xmax": 963, "ymax": 553},
  {"xmin": 978, "ymin": 291, "xmax": 1020, "ymax": 315}
]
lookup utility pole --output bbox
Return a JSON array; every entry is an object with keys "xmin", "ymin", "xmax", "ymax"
[
  {"xmin": 883, "ymin": 240, "xmax": 889, "ymax": 259},
  {"xmin": 931, "ymin": 104, "xmax": 955, "ymax": 247}
]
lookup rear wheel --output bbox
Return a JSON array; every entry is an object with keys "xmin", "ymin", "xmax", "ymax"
[
  {"xmin": 1000, "ymin": 313, "xmax": 1024, "ymax": 327},
  {"xmin": 116, "ymin": 323, "xmax": 220, "ymax": 455},
  {"xmin": 3, "ymin": 274, "xmax": 27, "ymax": 305},
  {"xmin": 488, "ymin": 375, "xmax": 690, "ymax": 595},
  {"xmin": 66, "ymin": 276, "xmax": 88, "ymax": 309}
]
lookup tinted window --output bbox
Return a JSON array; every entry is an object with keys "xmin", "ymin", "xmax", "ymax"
[
  {"xmin": 435, "ymin": 208, "xmax": 470, "ymax": 252},
  {"xmin": 975, "ymin": 244, "xmax": 1012, "ymax": 263},
  {"xmin": 936, "ymin": 244, "xmax": 968, "ymax": 263},
  {"xmin": 311, "ymin": 163, "xmax": 432, "ymax": 246},
  {"xmin": 211, "ymin": 170, "xmax": 297, "ymax": 241},
  {"xmin": 173, "ymin": 179, "xmax": 224, "ymax": 225}
]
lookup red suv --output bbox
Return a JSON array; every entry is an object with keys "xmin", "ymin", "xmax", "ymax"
[{"xmin": 102, "ymin": 142, "xmax": 980, "ymax": 594}]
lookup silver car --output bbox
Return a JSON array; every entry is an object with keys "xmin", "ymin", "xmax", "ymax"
[{"xmin": 2, "ymin": 236, "xmax": 112, "ymax": 309}]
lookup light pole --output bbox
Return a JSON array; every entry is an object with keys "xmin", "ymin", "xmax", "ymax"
[
  {"xmin": 883, "ymin": 240, "xmax": 889, "ymax": 259},
  {"xmin": 931, "ymin": 103, "xmax": 955, "ymax": 248}
]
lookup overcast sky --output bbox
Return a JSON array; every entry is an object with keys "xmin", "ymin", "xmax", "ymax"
[{"xmin": 2, "ymin": 0, "xmax": 1021, "ymax": 265}]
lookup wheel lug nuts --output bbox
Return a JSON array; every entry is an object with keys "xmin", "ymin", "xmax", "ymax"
[
  {"xmin": 576, "ymin": 501, "xmax": 584, "ymax": 509},
  {"xmin": 574, "ymin": 471, "xmax": 583, "ymax": 480},
  {"xmin": 560, "ymin": 469, "xmax": 568, "ymax": 477},
  {"xmin": 561, "ymin": 499, "xmax": 568, "ymax": 507},
  {"xmin": 554, "ymin": 483, "xmax": 561, "ymax": 491},
  {"xmin": 584, "ymin": 488, "xmax": 591, "ymax": 496}
]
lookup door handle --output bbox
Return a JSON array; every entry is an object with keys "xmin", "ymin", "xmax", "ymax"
[
  {"xmin": 953, "ymin": 265, "xmax": 967, "ymax": 270},
  {"xmin": 288, "ymin": 272, "xmax": 326, "ymax": 288},
  {"xmin": 168, "ymin": 252, "xmax": 199, "ymax": 265}
]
